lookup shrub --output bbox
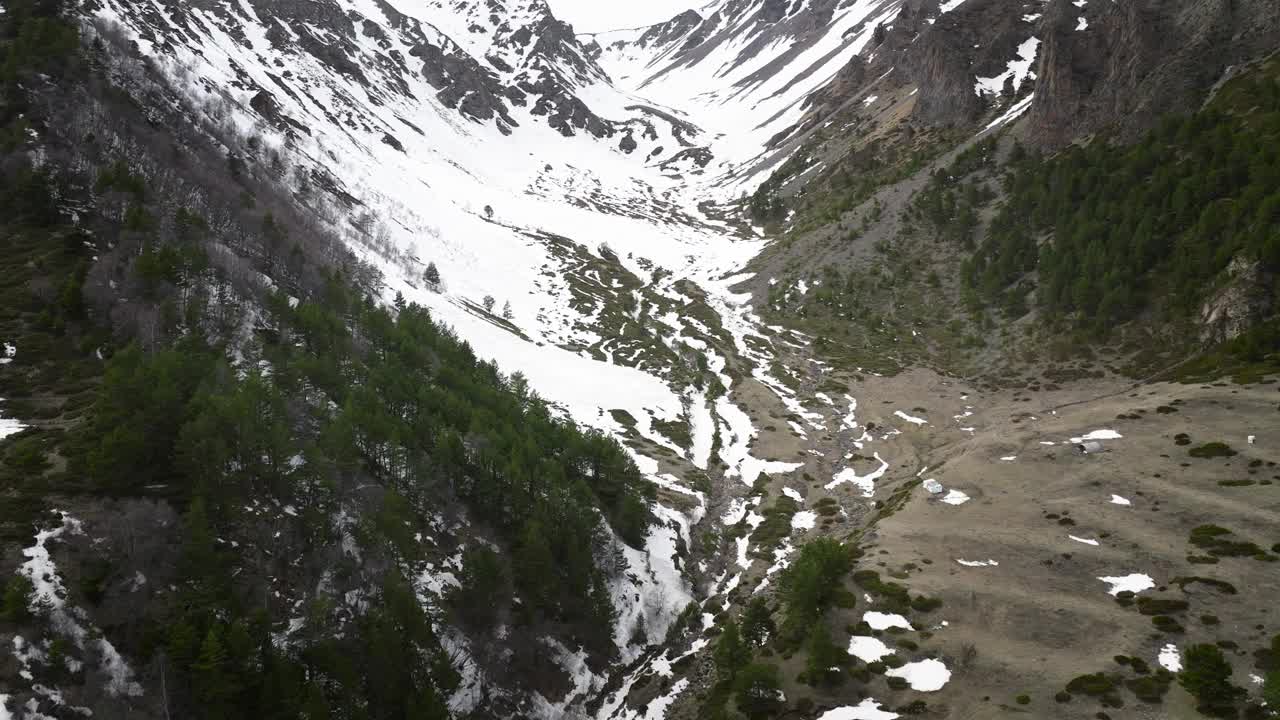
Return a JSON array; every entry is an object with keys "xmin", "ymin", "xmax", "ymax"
[{"xmin": 1179, "ymin": 644, "xmax": 1244, "ymax": 716}]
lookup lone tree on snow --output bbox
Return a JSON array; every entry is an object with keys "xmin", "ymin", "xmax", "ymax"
[
  {"xmin": 423, "ymin": 262, "xmax": 441, "ymax": 291},
  {"xmin": 502, "ymin": 300, "xmax": 513, "ymax": 320},
  {"xmin": 482, "ymin": 295, "xmax": 495, "ymax": 313}
]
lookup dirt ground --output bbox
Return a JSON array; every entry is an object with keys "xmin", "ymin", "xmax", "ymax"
[{"xmin": 693, "ymin": 361, "xmax": 1280, "ymax": 719}]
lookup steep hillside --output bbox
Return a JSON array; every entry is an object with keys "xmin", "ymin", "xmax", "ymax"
[{"xmin": 0, "ymin": 0, "xmax": 1277, "ymax": 719}]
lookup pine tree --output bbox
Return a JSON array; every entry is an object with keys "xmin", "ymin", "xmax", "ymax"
[
  {"xmin": 714, "ymin": 618, "xmax": 750, "ymax": 680},
  {"xmin": 1179, "ymin": 644, "xmax": 1242, "ymax": 715},
  {"xmin": 482, "ymin": 295, "xmax": 495, "ymax": 313},
  {"xmin": 423, "ymin": 262, "xmax": 440, "ymax": 290},
  {"xmin": 193, "ymin": 626, "xmax": 237, "ymax": 717},
  {"xmin": 740, "ymin": 597, "xmax": 774, "ymax": 649},
  {"xmin": 733, "ymin": 663, "xmax": 784, "ymax": 720},
  {"xmin": 502, "ymin": 300, "xmax": 513, "ymax": 320}
]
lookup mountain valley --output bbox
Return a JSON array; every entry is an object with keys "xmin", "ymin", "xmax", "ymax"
[{"xmin": 0, "ymin": 0, "xmax": 1277, "ymax": 719}]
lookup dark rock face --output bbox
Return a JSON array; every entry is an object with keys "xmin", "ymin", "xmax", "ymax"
[
  {"xmin": 412, "ymin": 41, "xmax": 519, "ymax": 132},
  {"xmin": 905, "ymin": 0, "xmax": 1031, "ymax": 126},
  {"xmin": 1027, "ymin": 0, "xmax": 1280, "ymax": 146}
]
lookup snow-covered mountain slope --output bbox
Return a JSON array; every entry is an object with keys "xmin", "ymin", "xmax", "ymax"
[
  {"xmin": 586, "ymin": 0, "xmax": 903, "ymax": 194},
  {"xmin": 81, "ymin": 0, "xmax": 867, "ymax": 712},
  {"xmin": 64, "ymin": 0, "xmax": 1280, "ymax": 716}
]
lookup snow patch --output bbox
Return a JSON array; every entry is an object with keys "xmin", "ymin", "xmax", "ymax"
[
  {"xmin": 1098, "ymin": 573, "xmax": 1154, "ymax": 596},
  {"xmin": 886, "ymin": 658, "xmax": 951, "ymax": 691},
  {"xmin": 1158, "ymin": 644, "xmax": 1182, "ymax": 672},
  {"xmin": 847, "ymin": 636, "xmax": 894, "ymax": 662},
  {"xmin": 817, "ymin": 698, "xmax": 900, "ymax": 719},
  {"xmin": 863, "ymin": 611, "xmax": 913, "ymax": 631}
]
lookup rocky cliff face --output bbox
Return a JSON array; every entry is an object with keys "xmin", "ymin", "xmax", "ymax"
[
  {"xmin": 1200, "ymin": 257, "xmax": 1275, "ymax": 345},
  {"xmin": 1027, "ymin": 0, "xmax": 1279, "ymax": 145}
]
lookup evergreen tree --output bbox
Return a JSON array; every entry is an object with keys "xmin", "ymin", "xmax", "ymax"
[
  {"xmin": 733, "ymin": 663, "xmax": 784, "ymax": 720},
  {"xmin": 423, "ymin": 262, "xmax": 440, "ymax": 289},
  {"xmin": 740, "ymin": 597, "xmax": 774, "ymax": 649},
  {"xmin": 714, "ymin": 618, "xmax": 750, "ymax": 680},
  {"xmin": 1179, "ymin": 644, "xmax": 1242, "ymax": 716}
]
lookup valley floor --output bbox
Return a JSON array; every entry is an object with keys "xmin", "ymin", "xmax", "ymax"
[{"xmin": 669, "ymin": 342, "xmax": 1279, "ymax": 718}]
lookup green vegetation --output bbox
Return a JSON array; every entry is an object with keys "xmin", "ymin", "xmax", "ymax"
[
  {"xmin": 733, "ymin": 663, "xmax": 785, "ymax": 720},
  {"xmin": 1189, "ymin": 442, "xmax": 1239, "ymax": 459},
  {"xmin": 1136, "ymin": 597, "xmax": 1189, "ymax": 615},
  {"xmin": 0, "ymin": 1, "xmax": 663, "ymax": 714},
  {"xmin": 779, "ymin": 538, "xmax": 854, "ymax": 643},
  {"xmin": 1188, "ymin": 525, "xmax": 1267, "ymax": 559},
  {"xmin": 1179, "ymin": 644, "xmax": 1244, "ymax": 717},
  {"xmin": 1173, "ymin": 576, "xmax": 1239, "ymax": 594},
  {"xmin": 963, "ymin": 60, "xmax": 1280, "ymax": 343}
]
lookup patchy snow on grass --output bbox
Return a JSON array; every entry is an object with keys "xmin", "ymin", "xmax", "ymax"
[
  {"xmin": 1158, "ymin": 644, "xmax": 1181, "ymax": 672},
  {"xmin": 817, "ymin": 698, "xmax": 900, "ymax": 719},
  {"xmin": 792, "ymin": 511, "xmax": 817, "ymax": 530},
  {"xmin": 1069, "ymin": 535, "xmax": 1100, "ymax": 546},
  {"xmin": 1109, "ymin": 494, "xmax": 1132, "ymax": 506},
  {"xmin": 847, "ymin": 636, "xmax": 894, "ymax": 662},
  {"xmin": 885, "ymin": 658, "xmax": 951, "ymax": 691},
  {"xmin": 1098, "ymin": 573, "xmax": 1154, "ymax": 596},
  {"xmin": 826, "ymin": 453, "xmax": 889, "ymax": 496},
  {"xmin": 782, "ymin": 486, "xmax": 803, "ymax": 502},
  {"xmin": 941, "ymin": 489, "xmax": 970, "ymax": 506},
  {"xmin": 1071, "ymin": 429, "xmax": 1122, "ymax": 443},
  {"xmin": 863, "ymin": 611, "xmax": 913, "ymax": 631},
  {"xmin": 955, "ymin": 558, "xmax": 998, "ymax": 567}
]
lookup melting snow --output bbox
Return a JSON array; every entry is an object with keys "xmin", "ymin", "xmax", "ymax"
[
  {"xmin": 981, "ymin": 92, "xmax": 1036, "ymax": 134},
  {"xmin": 975, "ymin": 38, "xmax": 1040, "ymax": 96},
  {"xmin": 1071, "ymin": 429, "xmax": 1123, "ymax": 443},
  {"xmin": 1109, "ymin": 494, "xmax": 1132, "ymax": 506},
  {"xmin": 1069, "ymin": 535, "xmax": 1100, "ymax": 546},
  {"xmin": 941, "ymin": 489, "xmax": 970, "ymax": 505},
  {"xmin": 885, "ymin": 659, "xmax": 951, "ymax": 691},
  {"xmin": 827, "ymin": 453, "xmax": 890, "ymax": 496},
  {"xmin": 817, "ymin": 698, "xmax": 900, "ymax": 719},
  {"xmin": 864, "ymin": 611, "xmax": 913, "ymax": 631},
  {"xmin": 1158, "ymin": 644, "xmax": 1182, "ymax": 672},
  {"xmin": 894, "ymin": 410, "xmax": 927, "ymax": 425},
  {"xmin": 1098, "ymin": 573, "xmax": 1154, "ymax": 596},
  {"xmin": 956, "ymin": 558, "xmax": 999, "ymax": 567},
  {"xmin": 847, "ymin": 636, "xmax": 894, "ymax": 662},
  {"xmin": 782, "ymin": 486, "xmax": 803, "ymax": 502},
  {"xmin": 1076, "ymin": 16, "xmax": 1088, "ymax": 30},
  {"xmin": 792, "ymin": 511, "xmax": 817, "ymax": 530}
]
